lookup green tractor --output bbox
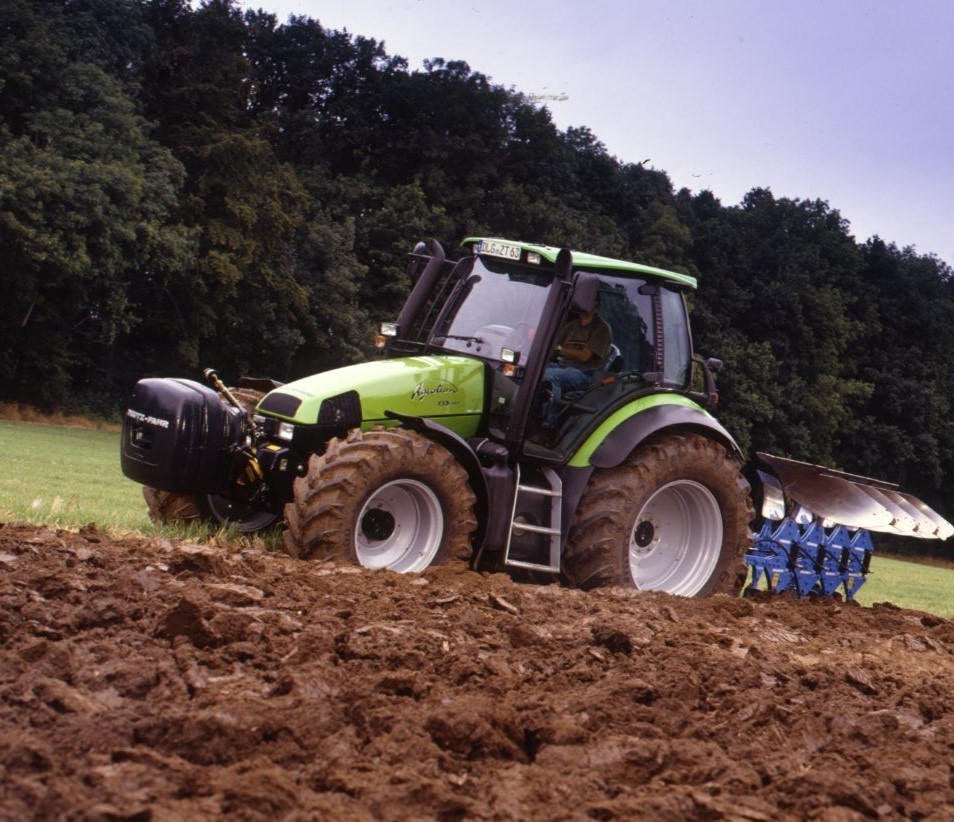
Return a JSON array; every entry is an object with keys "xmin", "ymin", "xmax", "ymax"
[{"xmin": 120, "ymin": 238, "xmax": 952, "ymax": 597}]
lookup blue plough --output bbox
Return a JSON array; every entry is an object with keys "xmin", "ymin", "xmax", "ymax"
[
  {"xmin": 745, "ymin": 517, "xmax": 875, "ymax": 600},
  {"xmin": 744, "ymin": 453, "xmax": 953, "ymax": 599}
]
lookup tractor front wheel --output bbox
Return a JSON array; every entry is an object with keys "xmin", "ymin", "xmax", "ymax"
[
  {"xmin": 283, "ymin": 428, "xmax": 477, "ymax": 572},
  {"xmin": 562, "ymin": 432, "xmax": 754, "ymax": 597}
]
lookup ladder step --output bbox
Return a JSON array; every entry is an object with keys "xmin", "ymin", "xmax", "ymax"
[
  {"xmin": 512, "ymin": 522, "xmax": 561, "ymax": 536},
  {"xmin": 504, "ymin": 465, "xmax": 563, "ymax": 574},
  {"xmin": 516, "ymin": 483, "xmax": 561, "ymax": 498},
  {"xmin": 505, "ymin": 558, "xmax": 561, "ymax": 573}
]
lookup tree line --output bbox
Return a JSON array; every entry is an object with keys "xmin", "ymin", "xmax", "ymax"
[{"xmin": 3, "ymin": 0, "xmax": 953, "ymax": 532}]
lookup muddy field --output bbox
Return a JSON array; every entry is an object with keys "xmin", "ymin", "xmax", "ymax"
[{"xmin": 3, "ymin": 522, "xmax": 954, "ymax": 820}]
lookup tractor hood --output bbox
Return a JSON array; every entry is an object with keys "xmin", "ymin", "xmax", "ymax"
[{"xmin": 255, "ymin": 355, "xmax": 487, "ymax": 439}]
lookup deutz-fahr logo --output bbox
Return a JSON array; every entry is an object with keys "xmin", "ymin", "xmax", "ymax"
[
  {"xmin": 126, "ymin": 408, "xmax": 170, "ymax": 429},
  {"xmin": 411, "ymin": 380, "xmax": 460, "ymax": 406}
]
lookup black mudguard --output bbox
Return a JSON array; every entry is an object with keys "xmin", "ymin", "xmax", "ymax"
[{"xmin": 554, "ymin": 403, "xmax": 744, "ymax": 549}]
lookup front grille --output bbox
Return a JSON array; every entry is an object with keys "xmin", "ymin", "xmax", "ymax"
[
  {"xmin": 318, "ymin": 391, "xmax": 361, "ymax": 428},
  {"xmin": 258, "ymin": 390, "xmax": 362, "ymax": 456}
]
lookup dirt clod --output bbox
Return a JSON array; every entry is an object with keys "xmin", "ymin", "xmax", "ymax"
[{"xmin": 3, "ymin": 522, "xmax": 954, "ymax": 818}]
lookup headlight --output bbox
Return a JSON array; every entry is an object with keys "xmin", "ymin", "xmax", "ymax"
[
  {"xmin": 376, "ymin": 321, "xmax": 399, "ymax": 349},
  {"xmin": 277, "ymin": 421, "xmax": 295, "ymax": 442}
]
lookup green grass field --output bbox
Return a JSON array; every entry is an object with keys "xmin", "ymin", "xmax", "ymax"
[
  {"xmin": 1, "ymin": 418, "xmax": 953, "ymax": 616},
  {"xmin": 0, "ymin": 419, "xmax": 151, "ymax": 532},
  {"xmin": 856, "ymin": 554, "xmax": 954, "ymax": 616},
  {"xmin": 0, "ymin": 419, "xmax": 266, "ymax": 544}
]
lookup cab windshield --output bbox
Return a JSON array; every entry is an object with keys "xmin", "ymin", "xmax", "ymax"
[
  {"xmin": 430, "ymin": 256, "xmax": 553, "ymax": 363},
  {"xmin": 425, "ymin": 253, "xmax": 694, "ymax": 442}
]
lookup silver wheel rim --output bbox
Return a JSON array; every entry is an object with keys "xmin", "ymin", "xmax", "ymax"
[
  {"xmin": 354, "ymin": 479, "xmax": 444, "ymax": 572},
  {"xmin": 206, "ymin": 495, "xmax": 279, "ymax": 533},
  {"xmin": 629, "ymin": 480, "xmax": 723, "ymax": 596}
]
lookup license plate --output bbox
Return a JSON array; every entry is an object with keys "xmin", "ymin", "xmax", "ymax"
[{"xmin": 479, "ymin": 240, "xmax": 521, "ymax": 261}]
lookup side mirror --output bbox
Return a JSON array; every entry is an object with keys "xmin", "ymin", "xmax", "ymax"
[
  {"xmin": 688, "ymin": 354, "xmax": 721, "ymax": 407},
  {"xmin": 570, "ymin": 272, "xmax": 601, "ymax": 313}
]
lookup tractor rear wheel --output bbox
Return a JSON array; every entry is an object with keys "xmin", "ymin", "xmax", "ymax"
[
  {"xmin": 283, "ymin": 427, "xmax": 477, "ymax": 572},
  {"xmin": 562, "ymin": 432, "xmax": 753, "ymax": 596}
]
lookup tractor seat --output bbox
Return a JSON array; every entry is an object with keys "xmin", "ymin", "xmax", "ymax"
[{"xmin": 602, "ymin": 344, "xmax": 624, "ymax": 374}]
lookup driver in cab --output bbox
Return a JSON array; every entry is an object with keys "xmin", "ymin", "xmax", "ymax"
[{"xmin": 541, "ymin": 295, "xmax": 612, "ymax": 429}]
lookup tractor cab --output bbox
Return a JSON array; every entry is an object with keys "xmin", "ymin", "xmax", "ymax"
[{"xmin": 378, "ymin": 238, "xmax": 709, "ymax": 450}]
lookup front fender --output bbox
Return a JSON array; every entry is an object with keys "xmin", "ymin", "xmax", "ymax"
[
  {"xmin": 569, "ymin": 395, "xmax": 743, "ymax": 469},
  {"xmin": 385, "ymin": 412, "xmax": 490, "ymax": 548}
]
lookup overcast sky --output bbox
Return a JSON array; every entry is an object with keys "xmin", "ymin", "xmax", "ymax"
[{"xmin": 240, "ymin": 0, "xmax": 954, "ymax": 267}]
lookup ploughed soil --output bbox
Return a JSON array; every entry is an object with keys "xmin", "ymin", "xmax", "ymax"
[{"xmin": 3, "ymin": 523, "xmax": 954, "ymax": 820}]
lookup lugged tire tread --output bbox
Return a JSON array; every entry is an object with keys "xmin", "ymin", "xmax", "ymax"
[
  {"xmin": 562, "ymin": 432, "xmax": 754, "ymax": 596},
  {"xmin": 142, "ymin": 487, "xmax": 209, "ymax": 524},
  {"xmin": 283, "ymin": 427, "xmax": 477, "ymax": 568}
]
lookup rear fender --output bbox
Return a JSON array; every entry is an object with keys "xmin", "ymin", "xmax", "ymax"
[
  {"xmin": 557, "ymin": 398, "xmax": 745, "ymax": 555},
  {"xmin": 570, "ymin": 396, "xmax": 743, "ymax": 470}
]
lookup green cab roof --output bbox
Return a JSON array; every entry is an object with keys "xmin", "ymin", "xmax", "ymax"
[{"xmin": 461, "ymin": 237, "xmax": 697, "ymax": 289}]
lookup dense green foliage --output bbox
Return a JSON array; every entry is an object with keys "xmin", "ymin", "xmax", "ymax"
[{"xmin": 3, "ymin": 0, "xmax": 953, "ymax": 532}]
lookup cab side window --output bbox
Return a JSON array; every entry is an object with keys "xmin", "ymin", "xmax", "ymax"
[
  {"xmin": 660, "ymin": 288, "xmax": 691, "ymax": 387},
  {"xmin": 598, "ymin": 284, "xmax": 652, "ymax": 374}
]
